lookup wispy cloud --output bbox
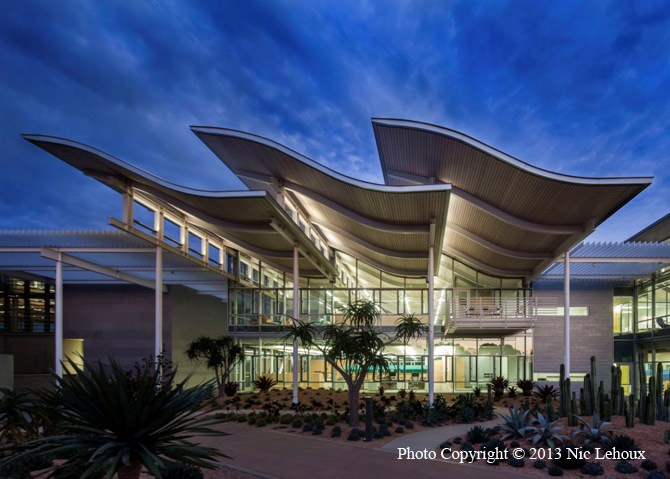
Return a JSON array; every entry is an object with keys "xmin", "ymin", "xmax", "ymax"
[{"xmin": 0, "ymin": 0, "xmax": 668, "ymax": 239}]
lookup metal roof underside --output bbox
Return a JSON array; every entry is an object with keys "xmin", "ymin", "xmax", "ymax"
[
  {"xmin": 191, "ymin": 126, "xmax": 450, "ymax": 277},
  {"xmin": 0, "ymin": 230, "xmax": 229, "ymax": 300},
  {"xmin": 628, "ymin": 213, "xmax": 670, "ymax": 243},
  {"xmin": 540, "ymin": 241, "xmax": 670, "ymax": 280},
  {"xmin": 22, "ymin": 136, "xmax": 337, "ymax": 280},
  {"xmin": 372, "ymin": 118, "xmax": 652, "ymax": 279}
]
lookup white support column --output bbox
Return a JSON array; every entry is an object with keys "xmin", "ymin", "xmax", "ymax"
[
  {"xmin": 428, "ymin": 245, "xmax": 435, "ymax": 405},
  {"xmin": 564, "ymin": 251, "xmax": 570, "ymax": 378},
  {"xmin": 155, "ymin": 247, "xmax": 163, "ymax": 359},
  {"xmin": 292, "ymin": 244, "xmax": 300, "ymax": 405},
  {"xmin": 55, "ymin": 254, "xmax": 63, "ymax": 378}
]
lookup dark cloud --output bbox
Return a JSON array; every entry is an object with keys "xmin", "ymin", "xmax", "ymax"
[{"xmin": 0, "ymin": 0, "xmax": 668, "ymax": 239}]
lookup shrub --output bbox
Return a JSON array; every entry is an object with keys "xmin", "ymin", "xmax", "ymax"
[
  {"xmin": 490, "ymin": 376, "xmax": 509, "ymax": 400},
  {"xmin": 548, "ymin": 466, "xmax": 563, "ymax": 476},
  {"xmin": 302, "ymin": 423, "xmax": 314, "ymax": 432},
  {"xmin": 479, "ymin": 439, "xmax": 506, "ymax": 465},
  {"xmin": 532, "ymin": 459, "xmax": 546, "ymax": 469},
  {"xmin": 279, "ymin": 414, "xmax": 293, "ymax": 425},
  {"xmin": 439, "ymin": 440, "xmax": 451, "ymax": 449},
  {"xmin": 552, "ymin": 445, "xmax": 587, "ymax": 470},
  {"xmin": 405, "ymin": 421, "xmax": 414, "ymax": 429},
  {"xmin": 255, "ymin": 419, "xmax": 267, "ymax": 427},
  {"xmin": 608, "ymin": 434, "xmax": 641, "ymax": 453},
  {"xmin": 331, "ymin": 425, "xmax": 342, "ymax": 438},
  {"xmin": 0, "ymin": 387, "xmax": 40, "ymax": 443},
  {"xmin": 647, "ymin": 472, "xmax": 668, "ymax": 479},
  {"xmin": 466, "ymin": 425, "xmax": 491, "ymax": 444},
  {"xmin": 291, "ymin": 419, "xmax": 302, "ymax": 428},
  {"xmin": 160, "ymin": 462, "xmax": 204, "ymax": 479},
  {"xmin": 643, "ymin": 460, "xmax": 659, "ymax": 471},
  {"xmin": 507, "ymin": 456, "xmax": 524, "ymax": 467},
  {"xmin": 223, "ymin": 382, "xmax": 240, "ymax": 397},
  {"xmin": 347, "ymin": 428, "xmax": 362, "ymax": 441},
  {"xmin": 517, "ymin": 379, "xmax": 535, "ymax": 396},
  {"xmin": 615, "ymin": 460, "xmax": 638, "ymax": 474},
  {"xmin": 507, "ymin": 386, "xmax": 518, "ymax": 398},
  {"xmin": 533, "ymin": 384, "xmax": 559, "ymax": 403},
  {"xmin": 247, "ymin": 416, "xmax": 257, "ymax": 425},
  {"xmin": 580, "ymin": 462, "xmax": 604, "ymax": 476}
]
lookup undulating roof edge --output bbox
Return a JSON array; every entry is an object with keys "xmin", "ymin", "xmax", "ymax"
[{"xmin": 371, "ymin": 118, "xmax": 653, "ymax": 186}]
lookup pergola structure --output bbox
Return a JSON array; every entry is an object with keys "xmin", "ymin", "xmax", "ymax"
[
  {"xmin": 15, "ymin": 119, "xmax": 656, "ymax": 400},
  {"xmin": 0, "ymin": 229, "xmax": 230, "ymax": 376}
]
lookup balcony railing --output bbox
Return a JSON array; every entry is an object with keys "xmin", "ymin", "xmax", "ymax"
[{"xmin": 447, "ymin": 296, "xmax": 556, "ymax": 334}]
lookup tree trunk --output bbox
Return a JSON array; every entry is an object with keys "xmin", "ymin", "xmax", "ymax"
[
  {"xmin": 348, "ymin": 386, "xmax": 360, "ymax": 427},
  {"xmin": 117, "ymin": 460, "xmax": 142, "ymax": 479}
]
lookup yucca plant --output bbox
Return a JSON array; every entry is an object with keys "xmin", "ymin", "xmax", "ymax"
[
  {"xmin": 253, "ymin": 375, "xmax": 278, "ymax": 393},
  {"xmin": 0, "ymin": 357, "xmax": 227, "ymax": 479}
]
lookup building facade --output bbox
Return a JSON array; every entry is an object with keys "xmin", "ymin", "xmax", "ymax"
[{"xmin": 1, "ymin": 119, "xmax": 669, "ymax": 397}]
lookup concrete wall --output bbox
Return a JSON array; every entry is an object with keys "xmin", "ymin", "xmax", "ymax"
[
  {"xmin": 533, "ymin": 280, "xmax": 615, "ymax": 389},
  {"xmin": 63, "ymin": 284, "xmax": 166, "ymax": 370},
  {"xmin": 168, "ymin": 285, "xmax": 227, "ymax": 386}
]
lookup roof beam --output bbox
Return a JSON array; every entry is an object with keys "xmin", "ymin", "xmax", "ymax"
[
  {"xmin": 442, "ymin": 245, "xmax": 531, "ymax": 277},
  {"xmin": 451, "ymin": 187, "xmax": 582, "ymax": 235},
  {"xmin": 285, "ymin": 180, "xmax": 430, "ymax": 234},
  {"xmin": 269, "ymin": 220, "xmax": 335, "ymax": 281},
  {"xmin": 40, "ymin": 248, "xmax": 165, "ymax": 292},
  {"xmin": 317, "ymin": 223, "xmax": 426, "ymax": 259},
  {"xmin": 448, "ymin": 224, "xmax": 554, "ymax": 260}
]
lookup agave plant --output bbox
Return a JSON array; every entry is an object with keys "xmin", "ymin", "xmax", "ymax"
[
  {"xmin": 571, "ymin": 412, "xmax": 615, "ymax": 445},
  {"xmin": 526, "ymin": 411, "xmax": 566, "ymax": 448},
  {"xmin": 0, "ymin": 387, "xmax": 40, "ymax": 442},
  {"xmin": 497, "ymin": 404, "xmax": 532, "ymax": 440},
  {"xmin": 0, "ymin": 357, "xmax": 227, "ymax": 479}
]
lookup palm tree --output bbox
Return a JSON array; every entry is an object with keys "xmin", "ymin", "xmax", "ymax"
[
  {"xmin": 186, "ymin": 335, "xmax": 244, "ymax": 397},
  {"xmin": 1, "ymin": 357, "xmax": 226, "ymax": 479},
  {"xmin": 394, "ymin": 313, "xmax": 428, "ymax": 387}
]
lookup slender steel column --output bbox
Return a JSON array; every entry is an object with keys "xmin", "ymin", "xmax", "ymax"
[
  {"xmin": 155, "ymin": 247, "xmax": 163, "ymax": 359},
  {"xmin": 292, "ymin": 244, "xmax": 299, "ymax": 404},
  {"xmin": 55, "ymin": 254, "xmax": 63, "ymax": 378},
  {"xmin": 428, "ymin": 245, "xmax": 435, "ymax": 404},
  {"xmin": 564, "ymin": 251, "xmax": 570, "ymax": 377}
]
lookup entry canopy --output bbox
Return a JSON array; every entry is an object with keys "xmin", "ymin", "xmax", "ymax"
[{"xmin": 24, "ymin": 118, "xmax": 653, "ymax": 281}]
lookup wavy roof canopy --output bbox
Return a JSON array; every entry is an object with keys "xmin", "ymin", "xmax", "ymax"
[
  {"xmin": 23, "ymin": 135, "xmax": 337, "ymax": 279},
  {"xmin": 24, "ymin": 118, "xmax": 652, "ymax": 281},
  {"xmin": 372, "ymin": 118, "xmax": 652, "ymax": 278},
  {"xmin": 192, "ymin": 127, "xmax": 451, "ymax": 277}
]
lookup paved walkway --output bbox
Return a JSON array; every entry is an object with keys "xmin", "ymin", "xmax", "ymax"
[{"xmin": 201, "ymin": 415, "xmax": 535, "ymax": 479}]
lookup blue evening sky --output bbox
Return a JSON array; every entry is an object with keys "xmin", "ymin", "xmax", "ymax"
[{"xmin": 1, "ymin": 0, "xmax": 669, "ymax": 242}]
